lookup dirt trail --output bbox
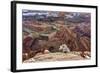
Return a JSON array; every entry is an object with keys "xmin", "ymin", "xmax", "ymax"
[{"xmin": 23, "ymin": 52, "xmax": 90, "ymax": 63}]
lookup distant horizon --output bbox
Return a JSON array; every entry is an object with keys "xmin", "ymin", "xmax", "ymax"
[
  {"xmin": 22, "ymin": 9, "xmax": 90, "ymax": 17},
  {"xmin": 22, "ymin": 9, "xmax": 91, "ymax": 23}
]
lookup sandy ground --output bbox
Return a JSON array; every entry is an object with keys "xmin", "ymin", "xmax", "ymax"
[{"xmin": 23, "ymin": 52, "xmax": 90, "ymax": 63}]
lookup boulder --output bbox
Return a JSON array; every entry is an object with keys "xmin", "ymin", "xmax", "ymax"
[{"xmin": 44, "ymin": 50, "xmax": 50, "ymax": 54}]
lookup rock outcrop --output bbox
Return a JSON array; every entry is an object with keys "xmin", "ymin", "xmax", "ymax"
[{"xmin": 49, "ymin": 25, "xmax": 91, "ymax": 52}]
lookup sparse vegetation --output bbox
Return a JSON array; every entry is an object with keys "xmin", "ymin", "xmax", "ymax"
[{"xmin": 22, "ymin": 10, "xmax": 91, "ymax": 63}]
